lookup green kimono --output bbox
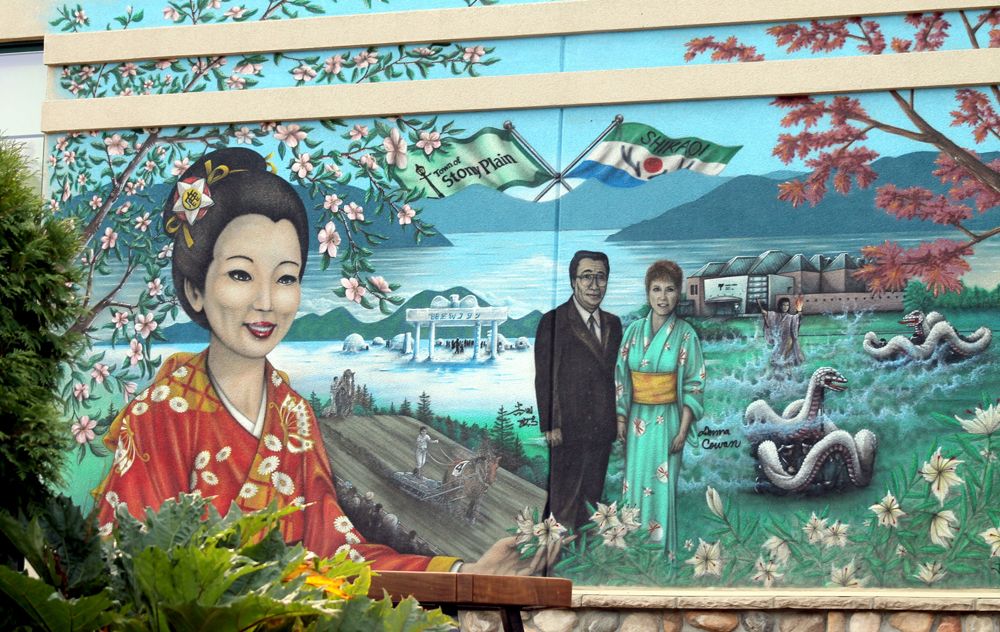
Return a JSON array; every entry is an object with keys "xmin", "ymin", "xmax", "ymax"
[{"xmin": 615, "ymin": 312, "xmax": 706, "ymax": 557}]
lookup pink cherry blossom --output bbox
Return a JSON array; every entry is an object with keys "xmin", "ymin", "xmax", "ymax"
[
  {"xmin": 382, "ymin": 128, "xmax": 408, "ymax": 169},
  {"xmin": 397, "ymin": 204, "xmax": 415, "ymax": 225},
  {"xmin": 124, "ymin": 181, "xmax": 138, "ymax": 196},
  {"xmin": 291, "ymin": 153, "xmax": 314, "ymax": 178},
  {"xmin": 119, "ymin": 62, "xmax": 138, "ymax": 77},
  {"xmin": 147, "ymin": 278, "xmax": 164, "ymax": 296},
  {"xmin": 318, "ymin": 222, "xmax": 341, "ymax": 257},
  {"xmin": 104, "ymin": 134, "xmax": 128, "ymax": 156},
  {"xmin": 208, "ymin": 0, "xmax": 222, "ymax": 8},
  {"xmin": 274, "ymin": 123, "xmax": 307, "ymax": 148},
  {"xmin": 341, "ymin": 277, "xmax": 366, "ymax": 303},
  {"xmin": 225, "ymin": 74, "xmax": 246, "ymax": 90},
  {"xmin": 158, "ymin": 244, "xmax": 174, "ymax": 259},
  {"xmin": 119, "ymin": 88, "xmax": 135, "ymax": 97},
  {"xmin": 71, "ymin": 416, "xmax": 97, "ymax": 444},
  {"xmin": 416, "ymin": 131, "xmax": 441, "ymax": 156},
  {"xmin": 413, "ymin": 47, "xmax": 435, "ymax": 56},
  {"xmin": 349, "ymin": 124, "xmax": 369, "ymax": 140},
  {"xmin": 90, "ymin": 195, "xmax": 104, "ymax": 210},
  {"xmin": 61, "ymin": 150, "xmax": 76, "ymax": 164},
  {"xmin": 172, "ymin": 157, "xmax": 190, "ymax": 176},
  {"xmin": 112, "ymin": 312, "xmax": 129, "ymax": 329},
  {"xmin": 80, "ymin": 248, "xmax": 95, "ymax": 265},
  {"xmin": 74, "ymin": 9, "xmax": 87, "ymax": 24},
  {"xmin": 100, "ymin": 227, "xmax": 117, "ymax": 250},
  {"xmin": 90, "ymin": 363, "xmax": 110, "ymax": 384},
  {"xmin": 122, "ymin": 381, "xmax": 138, "ymax": 403},
  {"xmin": 48, "ymin": 155, "xmax": 57, "ymax": 167},
  {"xmin": 73, "ymin": 382, "xmax": 90, "ymax": 402},
  {"xmin": 344, "ymin": 202, "xmax": 364, "ymax": 221},
  {"xmin": 78, "ymin": 66, "xmax": 95, "ymax": 80},
  {"xmin": 163, "ymin": 7, "xmax": 180, "ymax": 20},
  {"xmin": 155, "ymin": 59, "xmax": 176, "ymax": 70},
  {"xmin": 67, "ymin": 81, "xmax": 82, "ymax": 95},
  {"xmin": 235, "ymin": 126, "xmax": 256, "ymax": 144},
  {"xmin": 135, "ymin": 313, "xmax": 158, "ymax": 339},
  {"xmin": 225, "ymin": 6, "xmax": 246, "ymax": 19},
  {"xmin": 359, "ymin": 154, "xmax": 378, "ymax": 171},
  {"xmin": 133, "ymin": 212, "xmax": 152, "ymax": 232},
  {"xmin": 325, "ymin": 163, "xmax": 342, "ymax": 177},
  {"xmin": 61, "ymin": 181, "xmax": 72, "ymax": 202},
  {"xmin": 77, "ymin": 174, "xmax": 88, "ymax": 186},
  {"xmin": 324, "ymin": 55, "xmax": 344, "ymax": 74},
  {"xmin": 324, "ymin": 194, "xmax": 342, "ymax": 210},
  {"xmin": 55, "ymin": 136, "xmax": 68, "ymax": 151},
  {"xmin": 49, "ymin": 200, "xmax": 60, "ymax": 211},
  {"xmin": 126, "ymin": 338, "xmax": 144, "ymax": 365},
  {"xmin": 370, "ymin": 276, "xmax": 391, "ymax": 293},
  {"xmin": 116, "ymin": 202, "xmax": 132, "ymax": 216},
  {"xmin": 136, "ymin": 177, "xmax": 147, "ymax": 190},
  {"xmin": 234, "ymin": 61, "xmax": 262, "ymax": 75},
  {"xmin": 353, "ymin": 51, "xmax": 379, "ymax": 68},
  {"xmin": 144, "ymin": 160, "xmax": 157, "ymax": 172},
  {"xmin": 463, "ymin": 46, "xmax": 486, "ymax": 62},
  {"xmin": 260, "ymin": 121, "xmax": 277, "ymax": 132},
  {"xmin": 292, "ymin": 65, "xmax": 317, "ymax": 82}
]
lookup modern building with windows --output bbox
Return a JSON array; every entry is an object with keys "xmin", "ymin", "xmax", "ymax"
[{"xmin": 686, "ymin": 250, "xmax": 904, "ymax": 317}]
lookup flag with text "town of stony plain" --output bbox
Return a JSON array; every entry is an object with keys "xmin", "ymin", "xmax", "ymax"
[
  {"xmin": 392, "ymin": 127, "xmax": 553, "ymax": 198},
  {"xmin": 565, "ymin": 122, "xmax": 742, "ymax": 187}
]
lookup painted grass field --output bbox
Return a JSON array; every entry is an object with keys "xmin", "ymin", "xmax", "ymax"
[{"xmin": 558, "ymin": 309, "xmax": 1000, "ymax": 588}]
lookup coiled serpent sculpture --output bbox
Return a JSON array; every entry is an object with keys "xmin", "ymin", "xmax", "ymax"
[
  {"xmin": 744, "ymin": 367, "xmax": 877, "ymax": 495},
  {"xmin": 863, "ymin": 310, "xmax": 992, "ymax": 361}
]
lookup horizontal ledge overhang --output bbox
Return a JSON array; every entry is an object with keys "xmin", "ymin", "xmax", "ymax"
[
  {"xmin": 43, "ymin": 0, "xmax": 1000, "ymax": 66},
  {"xmin": 570, "ymin": 587, "xmax": 1000, "ymax": 611},
  {"xmin": 40, "ymin": 49, "xmax": 1000, "ymax": 134}
]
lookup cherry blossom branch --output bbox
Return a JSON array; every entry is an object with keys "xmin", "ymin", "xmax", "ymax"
[
  {"xmin": 78, "ymin": 133, "xmax": 159, "ymax": 254},
  {"xmin": 261, "ymin": 0, "xmax": 292, "ymax": 20},
  {"xmin": 71, "ymin": 259, "xmax": 137, "ymax": 335},
  {"xmin": 88, "ymin": 63, "xmax": 109, "ymax": 99}
]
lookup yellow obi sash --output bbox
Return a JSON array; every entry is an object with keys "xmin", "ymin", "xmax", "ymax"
[{"xmin": 631, "ymin": 371, "xmax": 678, "ymax": 405}]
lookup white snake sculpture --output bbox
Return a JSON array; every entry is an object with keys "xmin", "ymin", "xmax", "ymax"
[
  {"xmin": 863, "ymin": 310, "xmax": 992, "ymax": 361},
  {"xmin": 744, "ymin": 367, "xmax": 878, "ymax": 493}
]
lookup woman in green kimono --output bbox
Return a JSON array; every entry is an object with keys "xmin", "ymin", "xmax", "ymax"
[{"xmin": 615, "ymin": 261, "xmax": 706, "ymax": 557}]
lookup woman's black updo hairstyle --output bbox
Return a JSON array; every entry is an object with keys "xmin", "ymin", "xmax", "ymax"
[{"xmin": 167, "ymin": 147, "xmax": 310, "ymax": 330}]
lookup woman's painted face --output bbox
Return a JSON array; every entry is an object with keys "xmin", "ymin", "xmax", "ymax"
[
  {"xmin": 647, "ymin": 277, "xmax": 679, "ymax": 318},
  {"xmin": 187, "ymin": 214, "xmax": 302, "ymax": 361}
]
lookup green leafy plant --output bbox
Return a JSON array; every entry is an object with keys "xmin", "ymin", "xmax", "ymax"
[
  {"xmin": 0, "ymin": 136, "xmax": 84, "ymax": 556},
  {"xmin": 0, "ymin": 493, "xmax": 456, "ymax": 631}
]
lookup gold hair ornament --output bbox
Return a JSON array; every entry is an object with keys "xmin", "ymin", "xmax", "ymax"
[{"xmin": 165, "ymin": 159, "xmax": 247, "ymax": 247}]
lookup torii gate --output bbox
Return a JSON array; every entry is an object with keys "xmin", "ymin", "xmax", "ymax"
[{"xmin": 406, "ymin": 294, "xmax": 508, "ymax": 361}]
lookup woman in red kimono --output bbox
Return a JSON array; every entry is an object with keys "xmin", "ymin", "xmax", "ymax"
[{"xmin": 93, "ymin": 147, "xmax": 526, "ymax": 572}]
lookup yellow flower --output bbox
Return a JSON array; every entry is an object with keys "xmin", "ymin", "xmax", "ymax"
[
  {"xmin": 921, "ymin": 448, "xmax": 963, "ymax": 505},
  {"xmin": 929, "ymin": 510, "xmax": 958, "ymax": 548},
  {"xmin": 284, "ymin": 563, "xmax": 351, "ymax": 599},
  {"xmin": 870, "ymin": 491, "xmax": 905, "ymax": 528}
]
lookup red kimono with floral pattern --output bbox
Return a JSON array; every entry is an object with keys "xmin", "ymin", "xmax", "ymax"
[{"xmin": 93, "ymin": 350, "xmax": 457, "ymax": 572}]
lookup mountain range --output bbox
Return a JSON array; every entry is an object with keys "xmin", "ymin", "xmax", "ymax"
[
  {"xmin": 416, "ymin": 168, "xmax": 755, "ymax": 232},
  {"xmin": 159, "ymin": 286, "xmax": 543, "ymax": 344},
  {"xmin": 607, "ymin": 151, "xmax": 1000, "ymax": 242}
]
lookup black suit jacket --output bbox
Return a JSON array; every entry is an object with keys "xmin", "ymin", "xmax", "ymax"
[{"xmin": 534, "ymin": 299, "xmax": 623, "ymax": 446}]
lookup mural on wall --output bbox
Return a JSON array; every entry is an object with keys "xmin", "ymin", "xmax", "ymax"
[{"xmin": 46, "ymin": 2, "xmax": 1000, "ymax": 587}]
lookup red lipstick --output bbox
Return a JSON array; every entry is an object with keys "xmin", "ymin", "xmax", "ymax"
[{"xmin": 245, "ymin": 322, "xmax": 276, "ymax": 338}]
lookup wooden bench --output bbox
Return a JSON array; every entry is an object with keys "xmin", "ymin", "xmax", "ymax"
[{"xmin": 368, "ymin": 572, "xmax": 572, "ymax": 632}]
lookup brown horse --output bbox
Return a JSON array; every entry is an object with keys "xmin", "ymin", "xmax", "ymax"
[{"xmin": 441, "ymin": 452, "xmax": 500, "ymax": 523}]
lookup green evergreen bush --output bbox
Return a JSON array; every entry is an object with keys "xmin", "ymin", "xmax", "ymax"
[{"xmin": 0, "ymin": 136, "xmax": 84, "ymax": 552}]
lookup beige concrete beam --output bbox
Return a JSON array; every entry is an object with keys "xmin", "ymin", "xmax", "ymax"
[
  {"xmin": 0, "ymin": 0, "xmax": 47, "ymax": 44},
  {"xmin": 41, "ymin": 48, "xmax": 1000, "ymax": 133},
  {"xmin": 43, "ymin": 0, "xmax": 1000, "ymax": 66}
]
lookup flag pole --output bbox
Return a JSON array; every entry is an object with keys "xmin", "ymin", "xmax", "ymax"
[
  {"xmin": 502, "ymin": 120, "xmax": 566, "ymax": 193},
  {"xmin": 530, "ymin": 114, "xmax": 623, "ymax": 203}
]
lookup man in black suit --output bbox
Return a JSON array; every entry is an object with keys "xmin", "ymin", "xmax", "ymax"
[{"xmin": 534, "ymin": 250, "xmax": 623, "ymax": 530}]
